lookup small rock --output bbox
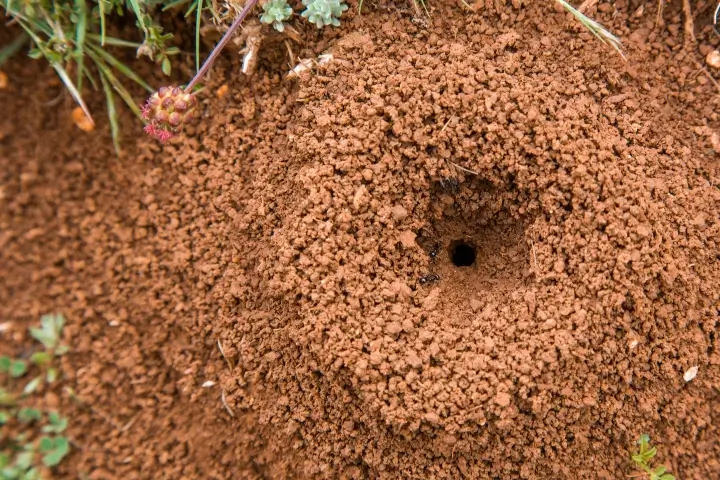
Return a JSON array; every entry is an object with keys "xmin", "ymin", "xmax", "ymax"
[
  {"xmin": 494, "ymin": 391, "xmax": 511, "ymax": 407},
  {"xmin": 386, "ymin": 322, "xmax": 402, "ymax": 335},
  {"xmin": 699, "ymin": 43, "xmax": 714, "ymax": 56},
  {"xmin": 71, "ymin": 106, "xmax": 94, "ymax": 132},
  {"xmin": 422, "ymin": 288, "xmax": 440, "ymax": 312},
  {"xmin": 45, "ymin": 392, "xmax": 59, "ymax": 409},
  {"xmin": 424, "ymin": 412, "xmax": 441, "ymax": 424},
  {"xmin": 64, "ymin": 161, "xmax": 84, "ymax": 173},
  {"xmin": 216, "ymin": 84, "xmax": 229, "ymax": 98},
  {"xmin": 353, "ymin": 185, "xmax": 369, "ymax": 210},
  {"xmin": 398, "ymin": 230, "xmax": 417, "ymax": 249},
  {"xmin": 406, "ymin": 351, "xmax": 423, "ymax": 369},
  {"xmin": 470, "ymin": 298, "xmax": 483, "ymax": 312},
  {"xmin": 636, "ymin": 225, "xmax": 651, "ymax": 237},
  {"xmin": 542, "ymin": 318, "xmax": 557, "ymax": 330},
  {"xmin": 683, "ymin": 366, "xmax": 698, "ymax": 382},
  {"xmin": 392, "ymin": 204, "xmax": 408, "ymax": 221},
  {"xmin": 707, "ymin": 50, "xmax": 720, "ymax": 69},
  {"xmin": 369, "ymin": 351, "xmax": 383, "ymax": 366}
]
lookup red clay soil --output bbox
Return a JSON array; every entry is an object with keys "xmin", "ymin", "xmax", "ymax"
[{"xmin": 1, "ymin": 0, "xmax": 720, "ymax": 478}]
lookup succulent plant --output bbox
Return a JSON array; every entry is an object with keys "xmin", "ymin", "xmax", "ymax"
[
  {"xmin": 141, "ymin": 86, "xmax": 198, "ymax": 142},
  {"xmin": 301, "ymin": 0, "xmax": 348, "ymax": 28},
  {"xmin": 260, "ymin": 0, "xmax": 294, "ymax": 32}
]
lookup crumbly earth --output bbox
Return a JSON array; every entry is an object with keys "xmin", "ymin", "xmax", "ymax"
[{"xmin": 1, "ymin": 0, "xmax": 719, "ymax": 479}]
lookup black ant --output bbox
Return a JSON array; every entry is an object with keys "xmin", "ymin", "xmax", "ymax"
[
  {"xmin": 440, "ymin": 177, "xmax": 459, "ymax": 194},
  {"xmin": 418, "ymin": 273, "xmax": 440, "ymax": 285}
]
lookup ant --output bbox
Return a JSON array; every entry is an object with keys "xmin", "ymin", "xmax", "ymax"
[
  {"xmin": 440, "ymin": 177, "xmax": 459, "ymax": 194},
  {"xmin": 418, "ymin": 273, "xmax": 440, "ymax": 285}
]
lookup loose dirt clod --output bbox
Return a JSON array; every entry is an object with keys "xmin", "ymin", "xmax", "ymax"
[{"xmin": 706, "ymin": 50, "xmax": 720, "ymax": 68}]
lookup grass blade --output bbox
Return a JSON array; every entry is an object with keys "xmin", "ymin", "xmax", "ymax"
[
  {"xmin": 88, "ymin": 43, "xmax": 153, "ymax": 92},
  {"xmin": 98, "ymin": 68, "xmax": 121, "ymax": 154},
  {"xmin": 74, "ymin": 0, "xmax": 87, "ymax": 91},
  {"xmin": 555, "ymin": 0, "xmax": 624, "ymax": 58},
  {"xmin": 162, "ymin": 0, "xmax": 190, "ymax": 11},
  {"xmin": 0, "ymin": 33, "xmax": 29, "ymax": 67},
  {"xmin": 86, "ymin": 34, "xmax": 141, "ymax": 48},
  {"xmin": 87, "ymin": 50, "xmax": 142, "ymax": 118},
  {"xmin": 195, "ymin": 0, "xmax": 202, "ymax": 72},
  {"xmin": 81, "ymin": 64, "xmax": 98, "ymax": 90},
  {"xmin": 185, "ymin": 0, "xmax": 198, "ymax": 17},
  {"xmin": 53, "ymin": 63, "xmax": 94, "ymax": 127},
  {"xmin": 127, "ymin": 0, "xmax": 148, "ymax": 35},
  {"xmin": 99, "ymin": 0, "xmax": 106, "ymax": 45}
]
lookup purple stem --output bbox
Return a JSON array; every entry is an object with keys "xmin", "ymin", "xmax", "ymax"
[{"xmin": 185, "ymin": 0, "xmax": 260, "ymax": 92}]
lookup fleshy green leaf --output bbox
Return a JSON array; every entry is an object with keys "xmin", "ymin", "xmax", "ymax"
[
  {"xmin": 17, "ymin": 408, "xmax": 42, "ymax": 423},
  {"xmin": 29, "ymin": 328, "xmax": 55, "ymax": 349},
  {"xmin": 162, "ymin": 57, "xmax": 171, "ymax": 76},
  {"xmin": 38, "ymin": 436, "xmax": 54, "ymax": 452},
  {"xmin": 0, "ymin": 410, "xmax": 9, "ymax": 424},
  {"xmin": 42, "ymin": 412, "xmax": 68, "ymax": 433},
  {"xmin": 55, "ymin": 345, "xmax": 69, "ymax": 356},
  {"xmin": 15, "ymin": 451, "xmax": 34, "ymax": 470},
  {"xmin": 22, "ymin": 467, "xmax": 42, "ymax": 480},
  {"xmin": 0, "ymin": 387, "xmax": 16, "ymax": 406},
  {"xmin": 0, "ymin": 356, "xmax": 11, "ymax": 372},
  {"xmin": 30, "ymin": 351, "xmax": 52, "ymax": 366},
  {"xmin": 10, "ymin": 360, "xmax": 28, "ymax": 378},
  {"xmin": 23, "ymin": 376, "xmax": 42, "ymax": 395},
  {"xmin": 46, "ymin": 368, "xmax": 58, "ymax": 383},
  {"xmin": 41, "ymin": 437, "xmax": 70, "ymax": 467}
]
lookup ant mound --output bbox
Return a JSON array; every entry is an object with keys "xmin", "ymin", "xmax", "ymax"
[{"xmin": 183, "ymin": 6, "xmax": 719, "ymax": 479}]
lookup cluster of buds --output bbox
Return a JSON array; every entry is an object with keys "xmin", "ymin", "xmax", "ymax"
[{"xmin": 141, "ymin": 86, "xmax": 198, "ymax": 142}]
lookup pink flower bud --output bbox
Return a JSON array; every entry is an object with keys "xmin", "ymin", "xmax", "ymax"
[
  {"xmin": 142, "ymin": 86, "xmax": 198, "ymax": 142},
  {"xmin": 168, "ymin": 112, "xmax": 182, "ymax": 127}
]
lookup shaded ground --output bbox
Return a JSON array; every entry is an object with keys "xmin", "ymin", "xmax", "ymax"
[{"xmin": 1, "ymin": 1, "xmax": 719, "ymax": 479}]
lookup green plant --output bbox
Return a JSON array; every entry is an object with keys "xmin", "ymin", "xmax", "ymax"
[
  {"xmin": 629, "ymin": 434, "xmax": 675, "ymax": 480},
  {"xmin": 142, "ymin": 0, "xmax": 353, "ymax": 141},
  {"xmin": 0, "ymin": 314, "xmax": 71, "ymax": 479},
  {"xmin": 142, "ymin": 0, "xmax": 260, "ymax": 141},
  {"xmin": 260, "ymin": 0, "xmax": 293, "ymax": 32},
  {"xmin": 0, "ymin": 0, "xmax": 201, "ymax": 152},
  {"xmin": 301, "ymin": 0, "xmax": 348, "ymax": 28},
  {"xmin": 142, "ymin": 85, "xmax": 199, "ymax": 140}
]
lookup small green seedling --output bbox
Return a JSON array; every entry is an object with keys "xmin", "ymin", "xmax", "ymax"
[
  {"xmin": 630, "ymin": 434, "xmax": 675, "ymax": 480},
  {"xmin": 1, "ymin": 314, "xmax": 72, "ymax": 479}
]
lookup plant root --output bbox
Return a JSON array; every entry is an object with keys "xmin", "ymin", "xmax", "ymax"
[
  {"xmin": 683, "ymin": 0, "xmax": 695, "ymax": 43},
  {"xmin": 655, "ymin": 0, "xmax": 664, "ymax": 28}
]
